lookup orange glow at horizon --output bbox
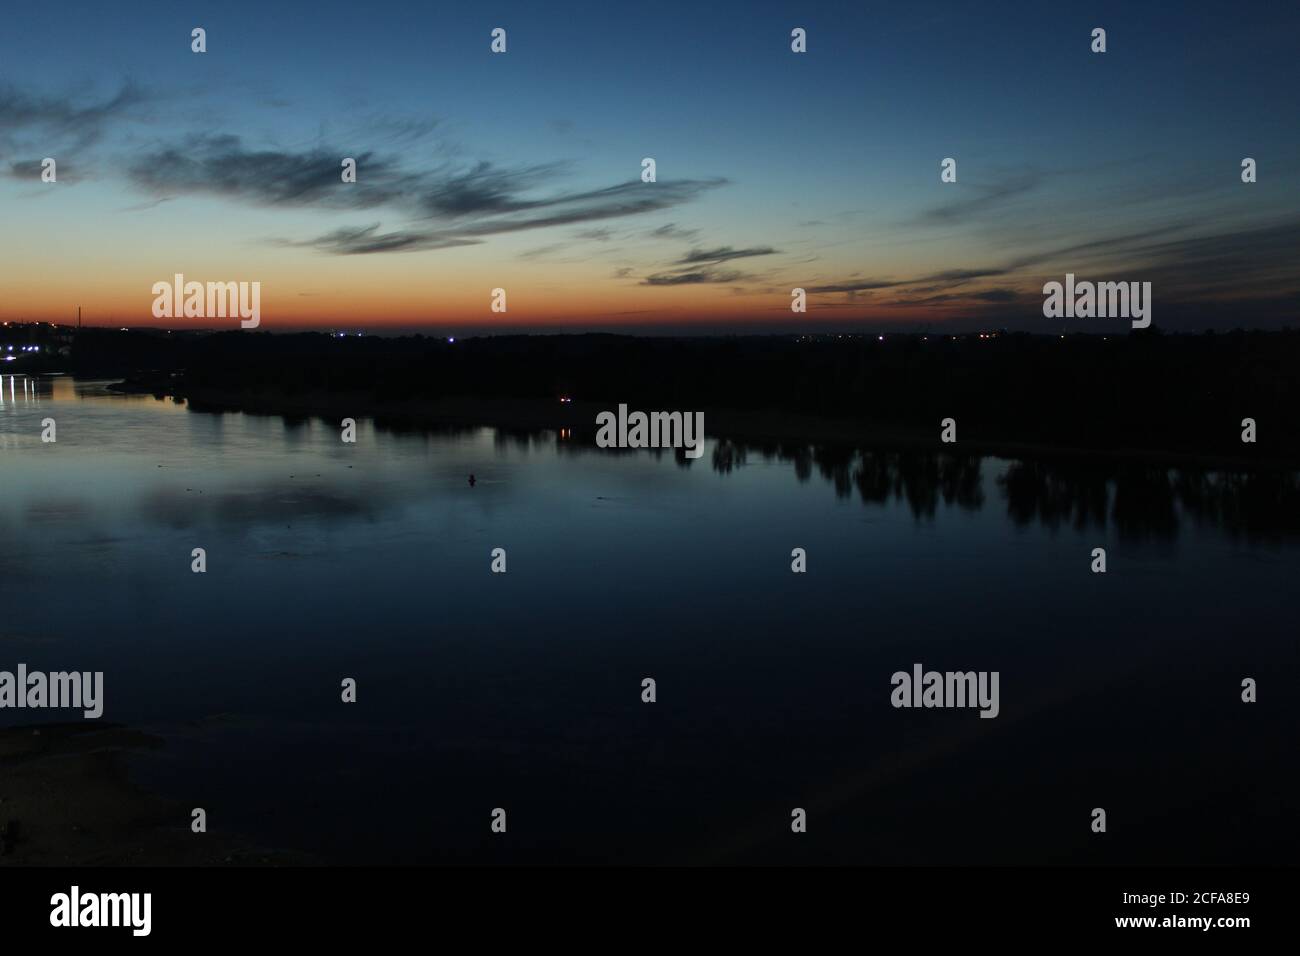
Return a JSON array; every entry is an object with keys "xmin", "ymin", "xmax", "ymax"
[{"xmin": 2, "ymin": 274, "xmax": 951, "ymax": 329}]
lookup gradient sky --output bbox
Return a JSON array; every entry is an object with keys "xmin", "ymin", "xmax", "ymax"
[{"xmin": 1, "ymin": 0, "xmax": 1298, "ymax": 333}]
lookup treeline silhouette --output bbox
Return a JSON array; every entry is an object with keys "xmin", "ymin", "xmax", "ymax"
[{"xmin": 71, "ymin": 326, "xmax": 1300, "ymax": 461}]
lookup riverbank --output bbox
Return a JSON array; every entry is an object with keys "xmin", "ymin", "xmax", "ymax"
[{"xmin": 107, "ymin": 378, "xmax": 1296, "ymax": 472}]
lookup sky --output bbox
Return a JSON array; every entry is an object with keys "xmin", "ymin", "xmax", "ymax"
[{"xmin": 1, "ymin": 0, "xmax": 1298, "ymax": 333}]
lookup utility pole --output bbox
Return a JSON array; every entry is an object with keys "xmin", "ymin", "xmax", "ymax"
[{"xmin": 78, "ymin": 306, "xmax": 82, "ymax": 329}]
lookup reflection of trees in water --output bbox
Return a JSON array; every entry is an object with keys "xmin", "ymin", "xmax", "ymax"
[
  {"xmin": 1111, "ymin": 467, "xmax": 1180, "ymax": 540},
  {"xmin": 1000, "ymin": 460, "xmax": 1110, "ymax": 533},
  {"xmin": 329, "ymin": 413, "xmax": 1300, "ymax": 540},
  {"xmin": 1000, "ymin": 461, "xmax": 1181, "ymax": 540},
  {"xmin": 712, "ymin": 440, "xmax": 746, "ymax": 474},
  {"xmin": 846, "ymin": 448, "xmax": 984, "ymax": 518},
  {"xmin": 728, "ymin": 442, "xmax": 985, "ymax": 519},
  {"xmin": 1173, "ymin": 468, "xmax": 1300, "ymax": 540},
  {"xmin": 999, "ymin": 460, "xmax": 1300, "ymax": 541},
  {"xmin": 719, "ymin": 437, "xmax": 1300, "ymax": 540}
]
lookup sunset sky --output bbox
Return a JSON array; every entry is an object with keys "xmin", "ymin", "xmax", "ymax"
[{"xmin": 2, "ymin": 0, "xmax": 1298, "ymax": 333}]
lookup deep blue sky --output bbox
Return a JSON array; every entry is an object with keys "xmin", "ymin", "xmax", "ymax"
[{"xmin": 2, "ymin": 0, "xmax": 1298, "ymax": 330}]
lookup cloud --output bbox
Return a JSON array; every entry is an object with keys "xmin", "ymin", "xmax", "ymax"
[
  {"xmin": 915, "ymin": 171, "xmax": 1041, "ymax": 226},
  {"xmin": 127, "ymin": 134, "xmax": 417, "ymax": 209},
  {"xmin": 127, "ymin": 132, "xmax": 729, "ymax": 253},
  {"xmin": 801, "ymin": 213, "xmax": 1300, "ymax": 325},
  {"xmin": 273, "ymin": 224, "xmax": 481, "ymax": 255},
  {"xmin": 648, "ymin": 223, "xmax": 699, "ymax": 241},
  {"xmin": 284, "ymin": 178, "xmax": 726, "ymax": 254},
  {"xmin": 635, "ymin": 244, "xmax": 779, "ymax": 286},
  {"xmin": 129, "ymin": 133, "xmax": 716, "ymax": 222},
  {"xmin": 903, "ymin": 287, "xmax": 1024, "ymax": 306},
  {"xmin": 518, "ymin": 242, "xmax": 572, "ymax": 260},
  {"xmin": 1003, "ymin": 223, "xmax": 1194, "ymax": 272},
  {"xmin": 806, "ymin": 279, "xmax": 906, "ymax": 294},
  {"xmin": 676, "ymin": 246, "xmax": 779, "ymax": 265},
  {"xmin": 4, "ymin": 158, "xmax": 79, "ymax": 184},
  {"xmin": 0, "ymin": 81, "xmax": 147, "ymax": 150},
  {"xmin": 642, "ymin": 269, "xmax": 752, "ymax": 286},
  {"xmin": 1123, "ymin": 217, "xmax": 1300, "ymax": 304}
]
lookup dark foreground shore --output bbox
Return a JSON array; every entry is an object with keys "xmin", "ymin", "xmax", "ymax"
[{"xmin": 0, "ymin": 724, "xmax": 306, "ymax": 866}]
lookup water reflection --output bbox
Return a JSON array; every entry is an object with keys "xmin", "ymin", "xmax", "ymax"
[
  {"xmin": 553, "ymin": 429, "xmax": 1298, "ymax": 541},
  {"xmin": 3, "ymin": 377, "xmax": 1297, "ymax": 865},
  {"xmin": 6, "ymin": 377, "xmax": 1299, "ymax": 543},
  {"xmin": 0, "ymin": 373, "xmax": 37, "ymax": 408},
  {"xmin": 185, "ymin": 408, "xmax": 1300, "ymax": 542},
  {"xmin": 738, "ymin": 441, "xmax": 1300, "ymax": 542}
]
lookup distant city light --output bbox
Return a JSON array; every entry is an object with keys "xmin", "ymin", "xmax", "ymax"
[{"xmin": 448, "ymin": 337, "xmax": 456, "ymax": 343}]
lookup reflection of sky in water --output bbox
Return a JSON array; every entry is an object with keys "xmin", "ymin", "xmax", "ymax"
[{"xmin": 1, "ymin": 375, "xmax": 1297, "ymax": 864}]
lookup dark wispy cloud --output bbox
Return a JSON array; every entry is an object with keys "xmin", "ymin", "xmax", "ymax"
[
  {"xmin": 4, "ymin": 158, "xmax": 79, "ymax": 184},
  {"xmin": 273, "ymin": 224, "xmax": 481, "ymax": 255},
  {"xmin": 915, "ymin": 171, "xmax": 1041, "ymax": 226},
  {"xmin": 0, "ymin": 81, "xmax": 147, "ymax": 150},
  {"xmin": 636, "ymin": 244, "xmax": 779, "ymax": 286},
  {"xmin": 648, "ymin": 223, "xmax": 699, "ymax": 241},
  {"xmin": 676, "ymin": 246, "xmax": 778, "ymax": 265},
  {"xmin": 642, "ymin": 269, "xmax": 752, "ymax": 286},
  {"xmin": 123, "ymin": 132, "xmax": 729, "ymax": 253},
  {"xmin": 802, "ymin": 214, "xmax": 1300, "ymax": 322},
  {"xmin": 1125, "ymin": 217, "xmax": 1300, "ymax": 304},
  {"xmin": 902, "ymin": 287, "xmax": 1025, "ymax": 306},
  {"xmin": 518, "ymin": 241, "xmax": 571, "ymax": 260},
  {"xmin": 806, "ymin": 278, "xmax": 906, "ymax": 294},
  {"xmin": 275, "ymin": 179, "xmax": 727, "ymax": 254},
  {"xmin": 127, "ymin": 134, "xmax": 472, "ymax": 211},
  {"xmin": 0, "ymin": 82, "xmax": 146, "ymax": 136},
  {"xmin": 1002, "ymin": 223, "xmax": 1194, "ymax": 272},
  {"xmin": 360, "ymin": 115, "xmax": 441, "ymax": 147}
]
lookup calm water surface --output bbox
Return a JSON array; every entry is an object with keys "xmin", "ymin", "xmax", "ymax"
[{"xmin": 2, "ymin": 375, "xmax": 1296, "ymax": 863}]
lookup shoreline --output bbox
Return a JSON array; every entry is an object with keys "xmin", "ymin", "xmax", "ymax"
[
  {"xmin": 107, "ymin": 379, "xmax": 1298, "ymax": 472},
  {"xmin": 0, "ymin": 723, "xmax": 309, "ymax": 866}
]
